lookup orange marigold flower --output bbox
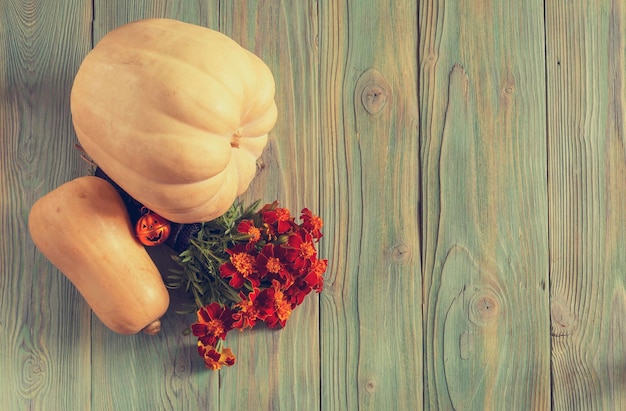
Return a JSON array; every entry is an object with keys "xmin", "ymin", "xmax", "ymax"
[
  {"xmin": 284, "ymin": 279, "xmax": 312, "ymax": 306},
  {"xmin": 197, "ymin": 342, "xmax": 236, "ymax": 370},
  {"xmin": 300, "ymin": 208, "xmax": 323, "ymax": 240},
  {"xmin": 304, "ymin": 258, "xmax": 327, "ymax": 292},
  {"xmin": 285, "ymin": 230, "xmax": 317, "ymax": 270},
  {"xmin": 192, "ymin": 303, "xmax": 236, "ymax": 347},
  {"xmin": 300, "ymin": 242, "xmax": 315, "ymax": 259},
  {"xmin": 233, "ymin": 288, "xmax": 272, "ymax": 329},
  {"xmin": 237, "ymin": 219, "xmax": 261, "ymax": 245},
  {"xmin": 220, "ymin": 244, "xmax": 259, "ymax": 288},
  {"xmin": 265, "ymin": 280, "xmax": 293, "ymax": 329},
  {"xmin": 262, "ymin": 203, "xmax": 294, "ymax": 234},
  {"xmin": 256, "ymin": 243, "xmax": 291, "ymax": 284},
  {"xmin": 231, "ymin": 252, "xmax": 255, "ymax": 275}
]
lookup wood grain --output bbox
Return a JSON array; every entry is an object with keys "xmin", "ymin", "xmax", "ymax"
[
  {"xmin": 419, "ymin": 0, "xmax": 551, "ymax": 409},
  {"xmin": 319, "ymin": 1, "xmax": 422, "ymax": 409},
  {"xmin": 0, "ymin": 0, "xmax": 92, "ymax": 409},
  {"xmin": 546, "ymin": 0, "xmax": 626, "ymax": 408},
  {"xmin": 92, "ymin": 0, "xmax": 220, "ymax": 41}
]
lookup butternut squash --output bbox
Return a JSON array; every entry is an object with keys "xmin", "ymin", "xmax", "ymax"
[{"xmin": 28, "ymin": 176, "xmax": 170, "ymax": 334}]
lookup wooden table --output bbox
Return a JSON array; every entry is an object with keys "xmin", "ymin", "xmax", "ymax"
[{"xmin": 2, "ymin": 1, "xmax": 625, "ymax": 409}]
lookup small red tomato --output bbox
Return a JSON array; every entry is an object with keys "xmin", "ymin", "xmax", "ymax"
[{"xmin": 136, "ymin": 208, "xmax": 171, "ymax": 246}]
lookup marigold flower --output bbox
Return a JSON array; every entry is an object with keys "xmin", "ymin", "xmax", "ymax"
[
  {"xmin": 300, "ymin": 208, "xmax": 324, "ymax": 240},
  {"xmin": 285, "ymin": 230, "xmax": 317, "ymax": 270},
  {"xmin": 262, "ymin": 203, "xmax": 293, "ymax": 234},
  {"xmin": 237, "ymin": 219, "xmax": 261, "ymax": 246},
  {"xmin": 192, "ymin": 303, "xmax": 236, "ymax": 347},
  {"xmin": 233, "ymin": 288, "xmax": 273, "ymax": 329},
  {"xmin": 256, "ymin": 243, "xmax": 291, "ymax": 284},
  {"xmin": 284, "ymin": 279, "xmax": 312, "ymax": 306},
  {"xmin": 172, "ymin": 199, "xmax": 327, "ymax": 370},
  {"xmin": 197, "ymin": 342, "xmax": 236, "ymax": 370},
  {"xmin": 304, "ymin": 258, "xmax": 327, "ymax": 292},
  {"xmin": 220, "ymin": 244, "xmax": 259, "ymax": 288},
  {"xmin": 264, "ymin": 280, "xmax": 294, "ymax": 329}
]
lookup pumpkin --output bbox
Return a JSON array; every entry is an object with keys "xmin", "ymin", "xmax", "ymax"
[
  {"xmin": 70, "ymin": 18, "xmax": 278, "ymax": 224},
  {"xmin": 28, "ymin": 176, "xmax": 170, "ymax": 335}
]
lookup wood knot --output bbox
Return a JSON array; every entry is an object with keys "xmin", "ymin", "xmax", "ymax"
[
  {"xmin": 500, "ymin": 79, "xmax": 515, "ymax": 103},
  {"xmin": 550, "ymin": 299, "xmax": 577, "ymax": 336},
  {"xmin": 174, "ymin": 355, "xmax": 190, "ymax": 378},
  {"xmin": 364, "ymin": 379, "xmax": 376, "ymax": 393},
  {"xmin": 468, "ymin": 288, "xmax": 501, "ymax": 327},
  {"xmin": 389, "ymin": 242, "xmax": 410, "ymax": 262},
  {"xmin": 356, "ymin": 68, "xmax": 391, "ymax": 115},
  {"xmin": 425, "ymin": 52, "xmax": 437, "ymax": 64},
  {"xmin": 362, "ymin": 83, "xmax": 388, "ymax": 114},
  {"xmin": 22, "ymin": 354, "xmax": 46, "ymax": 392}
]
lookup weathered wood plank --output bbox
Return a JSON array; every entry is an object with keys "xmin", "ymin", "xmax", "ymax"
[
  {"xmin": 419, "ymin": 0, "xmax": 551, "ymax": 409},
  {"xmin": 0, "ymin": 0, "xmax": 93, "ymax": 409},
  {"xmin": 219, "ymin": 1, "xmax": 322, "ymax": 409},
  {"xmin": 93, "ymin": 0, "xmax": 218, "ymax": 35},
  {"xmin": 546, "ymin": 1, "xmax": 626, "ymax": 408},
  {"xmin": 89, "ymin": 2, "xmax": 221, "ymax": 410},
  {"xmin": 319, "ymin": 1, "xmax": 422, "ymax": 409}
]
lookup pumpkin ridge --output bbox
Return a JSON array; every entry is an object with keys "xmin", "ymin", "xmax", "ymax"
[
  {"xmin": 99, "ymin": 30, "xmax": 268, "ymax": 122},
  {"xmin": 83, "ymin": 49, "xmax": 244, "ymax": 135},
  {"xmin": 74, "ymin": 115, "xmax": 234, "ymax": 185}
]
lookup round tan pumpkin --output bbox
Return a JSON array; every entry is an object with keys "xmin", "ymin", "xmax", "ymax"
[
  {"xmin": 28, "ymin": 176, "xmax": 170, "ymax": 335},
  {"xmin": 70, "ymin": 18, "xmax": 277, "ymax": 223}
]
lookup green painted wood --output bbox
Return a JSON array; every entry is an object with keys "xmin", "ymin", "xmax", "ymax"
[
  {"xmin": 318, "ymin": 1, "xmax": 422, "ymax": 409},
  {"xmin": 546, "ymin": 1, "xmax": 626, "ymax": 409},
  {"xmin": 419, "ymin": 0, "xmax": 551, "ymax": 409},
  {"xmin": 0, "ymin": 0, "xmax": 93, "ymax": 408},
  {"xmin": 92, "ymin": 0, "xmax": 219, "ymax": 40}
]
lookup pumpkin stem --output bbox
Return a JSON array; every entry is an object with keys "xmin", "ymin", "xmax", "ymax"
[
  {"xmin": 142, "ymin": 319, "xmax": 162, "ymax": 335},
  {"xmin": 230, "ymin": 130, "xmax": 242, "ymax": 148}
]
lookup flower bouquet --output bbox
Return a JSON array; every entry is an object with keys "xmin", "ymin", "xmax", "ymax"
[{"xmin": 167, "ymin": 200, "xmax": 327, "ymax": 370}]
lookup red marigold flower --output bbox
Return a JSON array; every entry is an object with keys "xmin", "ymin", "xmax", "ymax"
[
  {"xmin": 256, "ymin": 243, "xmax": 292, "ymax": 285},
  {"xmin": 191, "ymin": 303, "xmax": 236, "ymax": 347},
  {"xmin": 255, "ymin": 287, "xmax": 278, "ymax": 316},
  {"xmin": 233, "ymin": 288, "xmax": 272, "ymax": 329},
  {"xmin": 262, "ymin": 203, "xmax": 294, "ymax": 234},
  {"xmin": 304, "ymin": 258, "xmax": 327, "ymax": 292},
  {"xmin": 264, "ymin": 280, "xmax": 294, "ymax": 329},
  {"xmin": 197, "ymin": 342, "xmax": 236, "ymax": 370},
  {"xmin": 284, "ymin": 230, "xmax": 317, "ymax": 270},
  {"xmin": 237, "ymin": 219, "xmax": 261, "ymax": 246},
  {"xmin": 220, "ymin": 244, "xmax": 259, "ymax": 288},
  {"xmin": 284, "ymin": 279, "xmax": 312, "ymax": 307},
  {"xmin": 300, "ymin": 208, "xmax": 323, "ymax": 240}
]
